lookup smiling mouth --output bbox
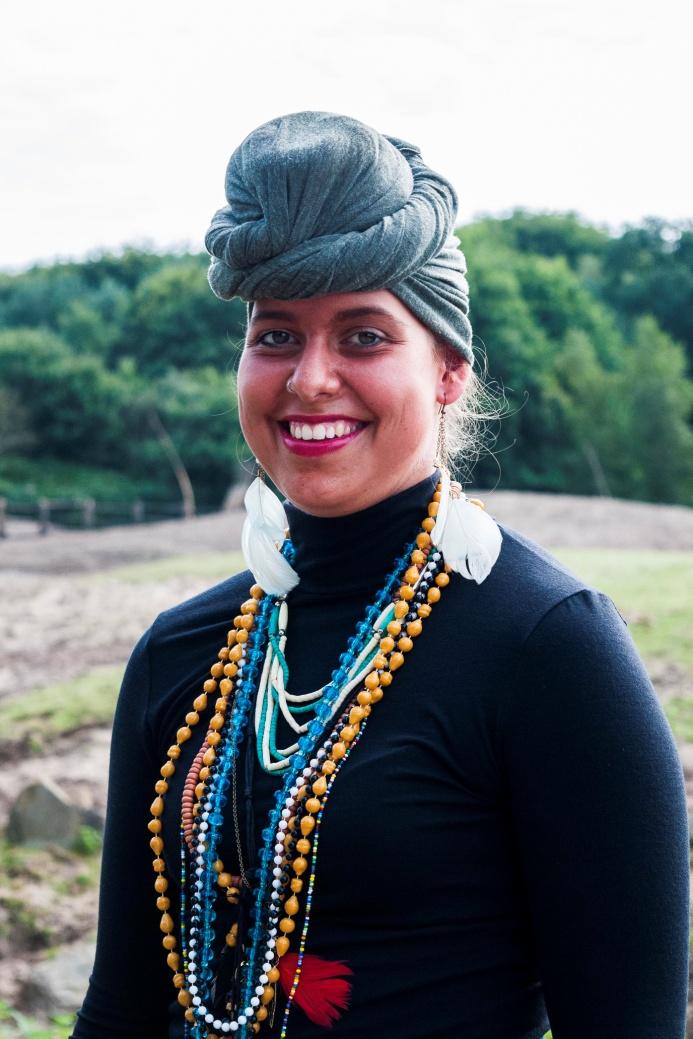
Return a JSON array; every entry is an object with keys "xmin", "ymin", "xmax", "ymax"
[
  {"xmin": 281, "ymin": 418, "xmax": 366, "ymax": 441},
  {"xmin": 277, "ymin": 416, "xmax": 369, "ymax": 454}
]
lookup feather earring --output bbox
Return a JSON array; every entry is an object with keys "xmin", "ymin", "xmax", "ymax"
[
  {"xmin": 431, "ymin": 469, "xmax": 502, "ymax": 585},
  {"xmin": 241, "ymin": 463, "xmax": 300, "ymax": 597}
]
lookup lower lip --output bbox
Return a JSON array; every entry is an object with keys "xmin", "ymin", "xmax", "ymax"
[{"xmin": 278, "ymin": 425, "xmax": 366, "ymax": 456}]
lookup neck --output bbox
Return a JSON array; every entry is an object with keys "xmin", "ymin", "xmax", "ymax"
[{"xmin": 284, "ymin": 470, "xmax": 439, "ymax": 599}]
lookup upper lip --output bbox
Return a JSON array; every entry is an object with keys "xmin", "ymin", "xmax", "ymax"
[{"xmin": 278, "ymin": 413, "xmax": 370, "ymax": 424}]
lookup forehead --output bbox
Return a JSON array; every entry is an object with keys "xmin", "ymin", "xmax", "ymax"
[{"xmin": 249, "ymin": 289, "xmax": 416, "ymax": 326}]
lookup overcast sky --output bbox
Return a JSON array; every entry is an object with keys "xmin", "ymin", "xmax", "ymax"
[{"xmin": 2, "ymin": 0, "xmax": 691, "ymax": 271}]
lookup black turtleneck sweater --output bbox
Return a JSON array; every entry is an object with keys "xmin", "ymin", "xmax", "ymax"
[{"xmin": 72, "ymin": 475, "xmax": 689, "ymax": 1039}]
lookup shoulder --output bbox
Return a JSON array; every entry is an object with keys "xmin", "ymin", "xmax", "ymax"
[
  {"xmin": 141, "ymin": 569, "xmax": 256, "ymax": 670},
  {"xmin": 462, "ymin": 521, "xmax": 611, "ymax": 647}
]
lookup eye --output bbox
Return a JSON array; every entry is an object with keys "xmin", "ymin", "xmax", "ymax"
[
  {"xmin": 345, "ymin": 329, "xmax": 386, "ymax": 348},
  {"xmin": 254, "ymin": 329, "xmax": 297, "ymax": 347}
]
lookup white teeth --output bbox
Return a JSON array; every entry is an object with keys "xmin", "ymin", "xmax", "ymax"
[{"xmin": 287, "ymin": 420, "xmax": 361, "ymax": 440}]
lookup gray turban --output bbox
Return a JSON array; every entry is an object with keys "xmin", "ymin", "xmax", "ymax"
[{"xmin": 205, "ymin": 111, "xmax": 473, "ymax": 364}]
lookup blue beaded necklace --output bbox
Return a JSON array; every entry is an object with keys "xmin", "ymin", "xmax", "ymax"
[{"xmin": 181, "ymin": 540, "xmax": 416, "ymax": 1037}]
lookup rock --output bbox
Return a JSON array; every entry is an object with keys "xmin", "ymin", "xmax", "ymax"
[
  {"xmin": 19, "ymin": 937, "xmax": 95, "ymax": 1015},
  {"xmin": 6, "ymin": 779, "xmax": 81, "ymax": 847}
]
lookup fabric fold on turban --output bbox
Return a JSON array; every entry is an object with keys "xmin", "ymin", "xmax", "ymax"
[{"xmin": 205, "ymin": 111, "xmax": 473, "ymax": 363}]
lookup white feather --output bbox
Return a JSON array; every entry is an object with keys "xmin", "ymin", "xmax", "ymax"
[
  {"xmin": 431, "ymin": 470, "xmax": 502, "ymax": 583},
  {"xmin": 241, "ymin": 477, "xmax": 300, "ymax": 596}
]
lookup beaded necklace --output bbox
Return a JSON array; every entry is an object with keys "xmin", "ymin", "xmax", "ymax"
[{"xmin": 148, "ymin": 482, "xmax": 450, "ymax": 1037}]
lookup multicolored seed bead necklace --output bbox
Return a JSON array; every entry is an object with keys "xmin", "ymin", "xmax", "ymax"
[{"xmin": 148, "ymin": 482, "xmax": 451, "ymax": 1037}]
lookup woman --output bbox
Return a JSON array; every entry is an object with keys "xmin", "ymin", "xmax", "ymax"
[{"xmin": 72, "ymin": 112, "xmax": 689, "ymax": 1039}]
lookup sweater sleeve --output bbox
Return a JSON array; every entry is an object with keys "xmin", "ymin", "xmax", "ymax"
[
  {"xmin": 500, "ymin": 588, "xmax": 689, "ymax": 1038},
  {"xmin": 71, "ymin": 627, "xmax": 173, "ymax": 1038}
]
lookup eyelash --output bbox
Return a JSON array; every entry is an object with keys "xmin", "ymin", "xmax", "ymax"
[{"xmin": 253, "ymin": 329, "xmax": 386, "ymax": 348}]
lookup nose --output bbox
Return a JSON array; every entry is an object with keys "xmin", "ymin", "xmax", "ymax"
[{"xmin": 287, "ymin": 337, "xmax": 341, "ymax": 401}]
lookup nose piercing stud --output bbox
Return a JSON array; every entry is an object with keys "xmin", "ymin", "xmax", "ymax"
[{"xmin": 286, "ymin": 377, "xmax": 296, "ymax": 394}]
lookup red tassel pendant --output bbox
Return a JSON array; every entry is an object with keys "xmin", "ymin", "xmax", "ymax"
[{"xmin": 278, "ymin": 953, "xmax": 353, "ymax": 1027}]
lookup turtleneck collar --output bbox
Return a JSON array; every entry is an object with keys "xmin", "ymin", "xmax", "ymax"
[{"xmin": 284, "ymin": 471, "xmax": 439, "ymax": 598}]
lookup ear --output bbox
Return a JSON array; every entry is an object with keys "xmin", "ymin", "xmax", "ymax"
[{"xmin": 436, "ymin": 347, "xmax": 471, "ymax": 405}]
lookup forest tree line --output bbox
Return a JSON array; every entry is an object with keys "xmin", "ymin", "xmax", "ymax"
[{"xmin": 0, "ymin": 210, "xmax": 692, "ymax": 509}]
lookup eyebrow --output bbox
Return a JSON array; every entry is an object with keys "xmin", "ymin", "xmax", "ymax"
[{"xmin": 250, "ymin": 304, "xmax": 406, "ymax": 330}]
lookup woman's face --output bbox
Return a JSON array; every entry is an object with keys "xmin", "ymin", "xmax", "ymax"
[{"xmin": 237, "ymin": 289, "xmax": 469, "ymax": 517}]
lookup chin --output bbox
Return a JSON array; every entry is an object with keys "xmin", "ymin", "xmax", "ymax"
[{"xmin": 280, "ymin": 469, "xmax": 363, "ymax": 517}]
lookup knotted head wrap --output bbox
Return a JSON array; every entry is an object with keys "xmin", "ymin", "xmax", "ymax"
[{"xmin": 205, "ymin": 111, "xmax": 474, "ymax": 363}]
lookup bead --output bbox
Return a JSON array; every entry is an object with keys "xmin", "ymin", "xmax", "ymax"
[
  {"xmin": 406, "ymin": 619, "xmax": 423, "ymax": 637},
  {"xmin": 364, "ymin": 672, "xmax": 380, "ymax": 690},
  {"xmin": 427, "ymin": 586, "xmax": 441, "ymax": 603},
  {"xmin": 370, "ymin": 688, "xmax": 384, "ymax": 703},
  {"xmin": 210, "ymin": 661, "xmax": 224, "ymax": 678},
  {"xmin": 156, "ymin": 896, "xmax": 170, "ymax": 911},
  {"xmin": 416, "ymin": 532, "xmax": 431, "ymax": 548},
  {"xmin": 284, "ymin": 895, "xmax": 299, "ymax": 916},
  {"xmin": 167, "ymin": 745, "xmax": 181, "ymax": 760},
  {"xmin": 235, "ymin": 629, "xmax": 249, "ymax": 644},
  {"xmin": 386, "ymin": 620, "xmax": 402, "ymax": 637},
  {"xmin": 399, "ymin": 585, "xmax": 415, "ymax": 600},
  {"xmin": 422, "ymin": 517, "xmax": 435, "ymax": 532},
  {"xmin": 150, "ymin": 797, "xmax": 164, "ymax": 817},
  {"xmin": 411, "ymin": 548, "xmax": 425, "ymax": 565},
  {"xmin": 154, "ymin": 780, "xmax": 169, "ymax": 795},
  {"xmin": 312, "ymin": 775, "xmax": 327, "ymax": 796},
  {"xmin": 276, "ymin": 936, "xmax": 290, "ymax": 956},
  {"xmin": 209, "ymin": 713, "xmax": 225, "ymax": 731},
  {"xmin": 379, "ymin": 635, "xmax": 395, "ymax": 653},
  {"xmin": 290, "ymin": 878, "xmax": 303, "ymax": 893},
  {"xmin": 378, "ymin": 671, "xmax": 393, "ymax": 687},
  {"xmin": 250, "ymin": 584, "xmax": 263, "ymax": 599},
  {"xmin": 223, "ymin": 662, "xmax": 238, "ymax": 677},
  {"xmin": 331, "ymin": 742, "xmax": 346, "ymax": 760},
  {"xmin": 148, "ymin": 819, "xmax": 162, "ymax": 834},
  {"xmin": 261, "ymin": 984, "xmax": 276, "ymax": 1004},
  {"xmin": 203, "ymin": 679, "xmax": 218, "ymax": 694},
  {"xmin": 207, "ymin": 732, "xmax": 221, "ymax": 746},
  {"xmin": 217, "ymin": 872, "xmax": 233, "ymax": 888},
  {"xmin": 340, "ymin": 725, "xmax": 356, "ymax": 743},
  {"xmin": 435, "ymin": 571, "xmax": 450, "ymax": 587},
  {"xmin": 388, "ymin": 652, "xmax": 405, "ymax": 671},
  {"xmin": 394, "ymin": 600, "xmax": 409, "ymax": 619},
  {"xmin": 300, "ymin": 815, "xmax": 316, "ymax": 836},
  {"xmin": 153, "ymin": 858, "xmax": 166, "ymax": 873},
  {"xmin": 167, "ymin": 951, "xmax": 180, "ymax": 971},
  {"xmin": 296, "ymin": 838, "xmax": 311, "ymax": 854},
  {"xmin": 256, "ymin": 1006, "xmax": 269, "ymax": 1021},
  {"xmin": 267, "ymin": 967, "xmax": 280, "ymax": 983},
  {"xmin": 428, "ymin": 501, "xmax": 439, "ymax": 517},
  {"xmin": 229, "ymin": 645, "xmax": 243, "ymax": 662},
  {"xmin": 321, "ymin": 759, "xmax": 336, "ymax": 774},
  {"xmin": 160, "ymin": 761, "xmax": 175, "ymax": 778},
  {"xmin": 173, "ymin": 972, "xmax": 184, "ymax": 988},
  {"xmin": 176, "ymin": 726, "xmax": 192, "ymax": 744},
  {"xmin": 154, "ymin": 876, "xmax": 168, "ymax": 893},
  {"xmin": 279, "ymin": 917, "xmax": 295, "ymax": 933},
  {"xmin": 160, "ymin": 913, "xmax": 174, "ymax": 934},
  {"xmin": 349, "ymin": 706, "xmax": 365, "ymax": 725},
  {"xmin": 292, "ymin": 857, "xmax": 308, "ymax": 875},
  {"xmin": 417, "ymin": 603, "xmax": 432, "ymax": 618},
  {"xmin": 372, "ymin": 653, "xmax": 388, "ymax": 669},
  {"xmin": 203, "ymin": 748, "xmax": 216, "ymax": 766},
  {"xmin": 241, "ymin": 599, "xmax": 258, "ymax": 614},
  {"xmin": 397, "ymin": 636, "xmax": 413, "ymax": 653},
  {"xmin": 177, "ymin": 989, "xmax": 192, "ymax": 1007},
  {"xmin": 305, "ymin": 797, "xmax": 321, "ymax": 814},
  {"xmin": 162, "ymin": 934, "xmax": 177, "ymax": 950},
  {"xmin": 219, "ymin": 678, "xmax": 233, "ymax": 695},
  {"xmin": 150, "ymin": 836, "xmax": 164, "ymax": 854},
  {"xmin": 404, "ymin": 565, "xmax": 419, "ymax": 584}
]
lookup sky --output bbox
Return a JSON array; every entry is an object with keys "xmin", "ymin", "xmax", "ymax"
[{"xmin": 1, "ymin": 0, "xmax": 691, "ymax": 271}]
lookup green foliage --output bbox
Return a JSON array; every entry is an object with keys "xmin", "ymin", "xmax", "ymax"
[
  {"xmin": 0, "ymin": 220, "xmax": 691, "ymax": 507},
  {"xmin": 71, "ymin": 825, "xmax": 103, "ymax": 857},
  {"xmin": 0, "ymin": 1001, "xmax": 73, "ymax": 1039}
]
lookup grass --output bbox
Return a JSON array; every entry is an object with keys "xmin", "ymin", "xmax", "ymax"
[
  {"xmin": 0, "ymin": 665, "xmax": 122, "ymax": 753},
  {"xmin": 0, "ymin": 454, "xmax": 168, "ymax": 503},
  {"xmin": 0, "ymin": 1003, "xmax": 73, "ymax": 1039},
  {"xmin": 550, "ymin": 548, "xmax": 693, "ymax": 674},
  {"xmin": 88, "ymin": 550, "xmax": 244, "ymax": 585}
]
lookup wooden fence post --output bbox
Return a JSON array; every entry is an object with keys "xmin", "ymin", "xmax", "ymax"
[
  {"xmin": 38, "ymin": 497, "xmax": 50, "ymax": 535},
  {"xmin": 132, "ymin": 499, "xmax": 145, "ymax": 523},
  {"xmin": 0, "ymin": 497, "xmax": 6, "ymax": 538},
  {"xmin": 82, "ymin": 497, "xmax": 96, "ymax": 528}
]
